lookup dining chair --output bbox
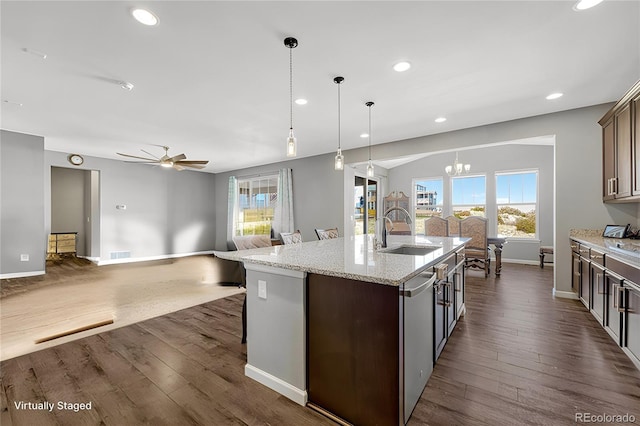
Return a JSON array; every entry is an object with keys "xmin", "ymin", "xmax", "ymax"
[
  {"xmin": 446, "ymin": 215, "xmax": 461, "ymax": 237},
  {"xmin": 459, "ymin": 216, "xmax": 491, "ymax": 277},
  {"xmin": 281, "ymin": 230, "xmax": 303, "ymax": 244},
  {"xmin": 315, "ymin": 227, "xmax": 339, "ymax": 240},
  {"xmin": 232, "ymin": 234, "xmax": 272, "ymax": 343},
  {"xmin": 424, "ymin": 217, "xmax": 449, "ymax": 237}
]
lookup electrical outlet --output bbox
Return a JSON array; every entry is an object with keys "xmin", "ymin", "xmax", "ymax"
[
  {"xmin": 20, "ymin": 254, "xmax": 29, "ymax": 261},
  {"xmin": 258, "ymin": 280, "xmax": 267, "ymax": 299}
]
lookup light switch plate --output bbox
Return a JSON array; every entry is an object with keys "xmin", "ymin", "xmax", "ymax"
[
  {"xmin": 258, "ymin": 280, "xmax": 267, "ymax": 299},
  {"xmin": 20, "ymin": 254, "xmax": 29, "ymax": 261}
]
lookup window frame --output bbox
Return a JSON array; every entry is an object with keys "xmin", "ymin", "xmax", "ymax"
[
  {"xmin": 234, "ymin": 173, "xmax": 279, "ymax": 237},
  {"xmin": 450, "ymin": 173, "xmax": 487, "ymax": 219},
  {"xmin": 495, "ymin": 169, "xmax": 539, "ymax": 240},
  {"xmin": 412, "ymin": 176, "xmax": 444, "ymax": 235}
]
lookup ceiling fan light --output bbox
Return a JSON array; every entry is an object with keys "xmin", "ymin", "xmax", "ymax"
[{"xmin": 160, "ymin": 162, "xmax": 173, "ymax": 168}]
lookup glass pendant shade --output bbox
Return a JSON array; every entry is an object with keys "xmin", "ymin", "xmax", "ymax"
[
  {"xmin": 367, "ymin": 160, "xmax": 375, "ymax": 177},
  {"xmin": 286, "ymin": 128, "xmax": 297, "ymax": 157},
  {"xmin": 334, "ymin": 148, "xmax": 344, "ymax": 170}
]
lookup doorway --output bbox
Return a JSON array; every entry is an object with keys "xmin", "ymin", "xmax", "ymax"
[
  {"xmin": 50, "ymin": 167, "xmax": 100, "ymax": 259},
  {"xmin": 353, "ymin": 175, "xmax": 379, "ymax": 236}
]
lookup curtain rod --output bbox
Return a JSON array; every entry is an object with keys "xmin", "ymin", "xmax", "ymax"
[{"xmin": 235, "ymin": 170, "xmax": 280, "ymax": 180}]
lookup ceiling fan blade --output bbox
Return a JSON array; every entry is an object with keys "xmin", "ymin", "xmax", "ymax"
[
  {"xmin": 168, "ymin": 153, "xmax": 186, "ymax": 162},
  {"xmin": 117, "ymin": 152, "xmax": 158, "ymax": 161},
  {"xmin": 173, "ymin": 164, "xmax": 185, "ymax": 171},
  {"xmin": 178, "ymin": 163, "xmax": 206, "ymax": 169},
  {"xmin": 175, "ymin": 160, "xmax": 209, "ymax": 165},
  {"xmin": 140, "ymin": 149, "xmax": 160, "ymax": 159},
  {"xmin": 124, "ymin": 160, "xmax": 158, "ymax": 164}
]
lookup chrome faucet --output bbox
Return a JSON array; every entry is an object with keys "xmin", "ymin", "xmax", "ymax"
[{"xmin": 381, "ymin": 206, "xmax": 412, "ymax": 248}]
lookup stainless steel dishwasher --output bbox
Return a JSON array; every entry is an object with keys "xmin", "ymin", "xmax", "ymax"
[{"xmin": 400, "ymin": 270, "xmax": 436, "ymax": 423}]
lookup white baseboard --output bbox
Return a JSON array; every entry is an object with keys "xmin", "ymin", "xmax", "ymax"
[
  {"xmin": 96, "ymin": 250, "xmax": 215, "ymax": 266},
  {"xmin": 621, "ymin": 347, "xmax": 640, "ymax": 372},
  {"xmin": 245, "ymin": 364, "xmax": 307, "ymax": 406},
  {"xmin": 0, "ymin": 270, "xmax": 46, "ymax": 279},
  {"xmin": 500, "ymin": 258, "xmax": 550, "ymax": 266},
  {"xmin": 553, "ymin": 288, "xmax": 579, "ymax": 299}
]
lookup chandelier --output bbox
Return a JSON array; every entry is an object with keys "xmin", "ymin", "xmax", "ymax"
[{"xmin": 445, "ymin": 152, "xmax": 470, "ymax": 176}]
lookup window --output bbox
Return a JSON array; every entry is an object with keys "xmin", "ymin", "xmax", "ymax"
[
  {"xmin": 413, "ymin": 178, "xmax": 443, "ymax": 235},
  {"xmin": 451, "ymin": 175, "xmax": 486, "ymax": 218},
  {"xmin": 234, "ymin": 175, "xmax": 278, "ymax": 236},
  {"xmin": 496, "ymin": 171, "xmax": 538, "ymax": 239}
]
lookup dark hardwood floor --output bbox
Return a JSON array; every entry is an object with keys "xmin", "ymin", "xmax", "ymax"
[{"xmin": 2, "ymin": 264, "xmax": 639, "ymax": 425}]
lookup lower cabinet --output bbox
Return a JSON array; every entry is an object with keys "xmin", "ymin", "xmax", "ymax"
[
  {"xmin": 605, "ymin": 271, "xmax": 624, "ymax": 346},
  {"xmin": 623, "ymin": 284, "xmax": 640, "ymax": 367},
  {"xmin": 579, "ymin": 254, "xmax": 591, "ymax": 309},
  {"xmin": 590, "ymin": 261, "xmax": 606, "ymax": 325}
]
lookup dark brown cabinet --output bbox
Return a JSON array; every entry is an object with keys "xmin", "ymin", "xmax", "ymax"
[
  {"xmin": 600, "ymin": 79, "xmax": 640, "ymax": 203},
  {"xmin": 579, "ymin": 246, "xmax": 591, "ymax": 309}
]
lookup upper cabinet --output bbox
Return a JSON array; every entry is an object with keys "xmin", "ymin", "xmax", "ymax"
[{"xmin": 599, "ymin": 80, "xmax": 640, "ymax": 203}]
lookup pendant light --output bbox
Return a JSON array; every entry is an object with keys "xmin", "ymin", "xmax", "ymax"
[
  {"xmin": 365, "ymin": 101, "xmax": 375, "ymax": 177},
  {"xmin": 334, "ymin": 76, "xmax": 345, "ymax": 170},
  {"xmin": 284, "ymin": 37, "xmax": 298, "ymax": 157}
]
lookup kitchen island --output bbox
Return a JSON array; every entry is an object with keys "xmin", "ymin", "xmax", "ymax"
[{"xmin": 215, "ymin": 234, "xmax": 467, "ymax": 425}]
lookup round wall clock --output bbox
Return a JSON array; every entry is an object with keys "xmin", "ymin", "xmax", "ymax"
[{"xmin": 68, "ymin": 154, "xmax": 84, "ymax": 166}]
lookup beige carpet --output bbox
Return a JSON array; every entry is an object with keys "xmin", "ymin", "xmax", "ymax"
[{"xmin": 0, "ymin": 255, "xmax": 244, "ymax": 361}]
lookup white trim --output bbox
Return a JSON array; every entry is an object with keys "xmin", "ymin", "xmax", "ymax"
[
  {"xmin": 553, "ymin": 288, "xmax": 579, "ymax": 299},
  {"xmin": 621, "ymin": 347, "xmax": 640, "ymax": 372},
  {"xmin": 245, "ymin": 364, "xmax": 308, "ymax": 406},
  {"xmin": 78, "ymin": 255, "xmax": 100, "ymax": 263},
  {"xmin": 0, "ymin": 270, "xmax": 46, "ymax": 279},
  {"xmin": 244, "ymin": 263, "xmax": 306, "ymax": 279},
  {"xmin": 96, "ymin": 250, "xmax": 215, "ymax": 266},
  {"xmin": 500, "ymin": 258, "xmax": 548, "ymax": 266}
]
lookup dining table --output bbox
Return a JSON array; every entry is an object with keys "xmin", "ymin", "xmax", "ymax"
[{"xmin": 487, "ymin": 237, "xmax": 507, "ymax": 276}]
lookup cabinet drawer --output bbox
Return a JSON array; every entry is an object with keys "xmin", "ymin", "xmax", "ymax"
[
  {"xmin": 589, "ymin": 248, "xmax": 605, "ymax": 267},
  {"xmin": 608, "ymin": 256, "xmax": 640, "ymax": 284},
  {"xmin": 578, "ymin": 245, "xmax": 591, "ymax": 259},
  {"xmin": 570, "ymin": 240, "xmax": 580, "ymax": 254},
  {"xmin": 56, "ymin": 234, "xmax": 76, "ymax": 241}
]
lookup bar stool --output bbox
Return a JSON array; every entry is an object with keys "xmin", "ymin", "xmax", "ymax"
[{"xmin": 539, "ymin": 246, "xmax": 554, "ymax": 268}]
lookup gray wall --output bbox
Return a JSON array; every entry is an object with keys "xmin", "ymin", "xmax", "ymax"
[
  {"xmin": 338, "ymin": 104, "xmax": 638, "ymax": 294},
  {"xmin": 387, "ymin": 144, "xmax": 554, "ymax": 263},
  {"xmin": 51, "ymin": 167, "xmax": 88, "ymax": 255},
  {"xmin": 214, "ymin": 153, "xmax": 344, "ymax": 250},
  {"xmin": 0, "ymin": 130, "xmax": 45, "ymax": 276},
  {"xmin": 45, "ymin": 151, "xmax": 217, "ymax": 262}
]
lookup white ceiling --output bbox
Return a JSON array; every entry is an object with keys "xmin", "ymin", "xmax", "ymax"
[{"xmin": 2, "ymin": 1, "xmax": 639, "ymax": 173}]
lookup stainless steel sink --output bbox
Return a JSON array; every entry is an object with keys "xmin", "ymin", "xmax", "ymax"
[{"xmin": 381, "ymin": 245, "xmax": 439, "ymax": 256}]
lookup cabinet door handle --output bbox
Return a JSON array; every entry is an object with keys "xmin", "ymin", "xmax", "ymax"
[
  {"xmin": 614, "ymin": 177, "xmax": 618, "ymax": 195},
  {"xmin": 590, "ymin": 254, "xmax": 604, "ymax": 260},
  {"xmin": 571, "ymin": 244, "xmax": 578, "ymax": 250},
  {"xmin": 617, "ymin": 286, "xmax": 626, "ymax": 313},
  {"xmin": 579, "ymin": 249, "xmax": 589, "ymax": 254},
  {"xmin": 607, "ymin": 178, "xmax": 612, "ymax": 196},
  {"xmin": 613, "ymin": 283, "xmax": 619, "ymax": 309},
  {"xmin": 596, "ymin": 273, "xmax": 605, "ymax": 294},
  {"xmin": 454, "ymin": 273, "xmax": 462, "ymax": 292}
]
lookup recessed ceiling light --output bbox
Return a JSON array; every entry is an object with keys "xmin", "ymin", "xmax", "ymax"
[
  {"xmin": 131, "ymin": 8, "xmax": 159, "ymax": 26},
  {"xmin": 573, "ymin": 0, "xmax": 604, "ymax": 11},
  {"xmin": 393, "ymin": 61, "xmax": 411, "ymax": 72},
  {"xmin": 360, "ymin": 133, "xmax": 369, "ymax": 138},
  {"xmin": 435, "ymin": 117, "xmax": 447, "ymax": 123},
  {"xmin": 295, "ymin": 98, "xmax": 307, "ymax": 105},
  {"xmin": 546, "ymin": 92, "xmax": 563, "ymax": 100}
]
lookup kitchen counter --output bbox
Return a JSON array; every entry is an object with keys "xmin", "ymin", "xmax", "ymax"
[
  {"xmin": 570, "ymin": 229, "xmax": 640, "ymax": 267},
  {"xmin": 214, "ymin": 234, "xmax": 468, "ymax": 286}
]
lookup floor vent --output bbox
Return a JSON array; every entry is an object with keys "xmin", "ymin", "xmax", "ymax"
[
  {"xmin": 35, "ymin": 319, "xmax": 114, "ymax": 344},
  {"xmin": 110, "ymin": 250, "xmax": 131, "ymax": 260}
]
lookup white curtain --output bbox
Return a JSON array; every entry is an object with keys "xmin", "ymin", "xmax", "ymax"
[
  {"xmin": 227, "ymin": 176, "xmax": 238, "ymax": 249},
  {"xmin": 272, "ymin": 168, "xmax": 294, "ymax": 238}
]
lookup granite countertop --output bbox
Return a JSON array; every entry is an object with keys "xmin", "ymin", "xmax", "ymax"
[
  {"xmin": 570, "ymin": 229, "xmax": 640, "ymax": 267},
  {"xmin": 214, "ymin": 235, "xmax": 468, "ymax": 286}
]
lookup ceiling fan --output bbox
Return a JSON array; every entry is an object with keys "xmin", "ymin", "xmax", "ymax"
[{"xmin": 116, "ymin": 146, "xmax": 209, "ymax": 171}]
